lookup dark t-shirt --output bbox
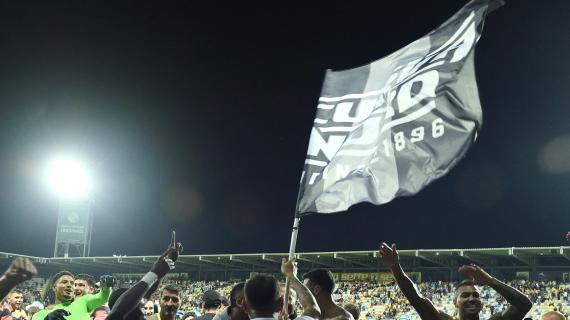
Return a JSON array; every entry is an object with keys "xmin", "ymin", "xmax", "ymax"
[{"xmin": 194, "ymin": 313, "xmax": 216, "ymax": 320}]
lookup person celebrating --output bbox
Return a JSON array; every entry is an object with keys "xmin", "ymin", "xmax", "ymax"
[{"xmin": 378, "ymin": 242, "xmax": 532, "ymax": 320}]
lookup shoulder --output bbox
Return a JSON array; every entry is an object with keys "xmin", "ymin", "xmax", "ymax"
[
  {"xmin": 295, "ymin": 316, "xmax": 317, "ymax": 320},
  {"xmin": 324, "ymin": 311, "xmax": 353, "ymax": 320},
  {"xmin": 437, "ymin": 311, "xmax": 455, "ymax": 320},
  {"xmin": 486, "ymin": 314, "xmax": 502, "ymax": 320},
  {"xmin": 212, "ymin": 310, "xmax": 230, "ymax": 320},
  {"xmin": 145, "ymin": 314, "xmax": 159, "ymax": 320},
  {"xmin": 0, "ymin": 307, "xmax": 11, "ymax": 316},
  {"xmin": 74, "ymin": 295, "xmax": 90, "ymax": 303},
  {"xmin": 0, "ymin": 309, "xmax": 12, "ymax": 320},
  {"xmin": 335, "ymin": 306, "xmax": 355, "ymax": 320},
  {"xmin": 31, "ymin": 310, "xmax": 47, "ymax": 320}
]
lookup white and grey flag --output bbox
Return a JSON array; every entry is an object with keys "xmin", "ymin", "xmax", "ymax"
[{"xmin": 296, "ymin": 0, "xmax": 499, "ymax": 215}]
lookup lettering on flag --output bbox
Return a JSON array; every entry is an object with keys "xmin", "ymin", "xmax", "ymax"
[{"xmin": 297, "ymin": 0, "xmax": 493, "ymax": 214}]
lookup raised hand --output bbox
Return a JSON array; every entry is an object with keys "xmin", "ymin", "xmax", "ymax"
[
  {"xmin": 281, "ymin": 258, "xmax": 297, "ymax": 279},
  {"xmin": 277, "ymin": 308, "xmax": 289, "ymax": 320},
  {"xmin": 3, "ymin": 257, "xmax": 37, "ymax": 284},
  {"xmin": 378, "ymin": 243, "xmax": 400, "ymax": 270},
  {"xmin": 458, "ymin": 264, "xmax": 494, "ymax": 286},
  {"xmin": 99, "ymin": 275, "xmax": 116, "ymax": 288},
  {"xmin": 151, "ymin": 232, "xmax": 183, "ymax": 278},
  {"xmin": 168, "ymin": 231, "xmax": 183, "ymax": 262},
  {"xmin": 43, "ymin": 309, "xmax": 71, "ymax": 320}
]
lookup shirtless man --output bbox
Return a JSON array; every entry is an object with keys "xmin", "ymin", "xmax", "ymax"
[
  {"xmin": 302, "ymin": 269, "xmax": 353, "ymax": 320},
  {"xmin": 378, "ymin": 242, "xmax": 532, "ymax": 320}
]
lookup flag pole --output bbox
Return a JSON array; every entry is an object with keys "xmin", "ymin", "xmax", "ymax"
[{"xmin": 283, "ymin": 215, "xmax": 301, "ymax": 316}]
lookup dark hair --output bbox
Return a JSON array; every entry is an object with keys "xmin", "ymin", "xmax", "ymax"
[
  {"xmin": 454, "ymin": 279, "xmax": 477, "ymax": 301},
  {"xmin": 230, "ymin": 282, "xmax": 245, "ymax": 306},
  {"xmin": 456, "ymin": 279, "xmax": 476, "ymax": 290},
  {"xmin": 244, "ymin": 275, "xmax": 280, "ymax": 313},
  {"xmin": 76, "ymin": 274, "xmax": 96, "ymax": 288},
  {"xmin": 228, "ymin": 282, "xmax": 245, "ymax": 314},
  {"xmin": 344, "ymin": 303, "xmax": 361, "ymax": 320},
  {"xmin": 302, "ymin": 269, "xmax": 335, "ymax": 294},
  {"xmin": 161, "ymin": 285, "xmax": 181, "ymax": 297},
  {"xmin": 51, "ymin": 271, "xmax": 74, "ymax": 287},
  {"xmin": 181, "ymin": 311, "xmax": 198, "ymax": 320}
]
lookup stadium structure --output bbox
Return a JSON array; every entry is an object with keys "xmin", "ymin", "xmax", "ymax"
[{"xmin": 1, "ymin": 247, "xmax": 570, "ymax": 282}]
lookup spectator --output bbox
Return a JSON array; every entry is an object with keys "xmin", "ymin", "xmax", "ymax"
[
  {"xmin": 212, "ymin": 283, "xmax": 248, "ymax": 320},
  {"xmin": 143, "ymin": 301, "xmax": 155, "ymax": 316},
  {"xmin": 74, "ymin": 275, "xmax": 95, "ymax": 298},
  {"xmin": 195, "ymin": 290, "xmax": 223, "ymax": 320},
  {"xmin": 146, "ymin": 286, "xmax": 181, "ymax": 320},
  {"xmin": 5, "ymin": 290, "xmax": 28, "ymax": 320},
  {"xmin": 0, "ymin": 258, "xmax": 37, "ymax": 320}
]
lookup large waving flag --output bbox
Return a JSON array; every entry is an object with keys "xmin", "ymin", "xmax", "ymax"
[{"xmin": 296, "ymin": 0, "xmax": 500, "ymax": 215}]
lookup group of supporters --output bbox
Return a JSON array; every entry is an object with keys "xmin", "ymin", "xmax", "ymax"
[
  {"xmin": 6, "ymin": 279, "xmax": 570, "ymax": 320},
  {"xmin": 1, "ymin": 232, "xmax": 570, "ymax": 320}
]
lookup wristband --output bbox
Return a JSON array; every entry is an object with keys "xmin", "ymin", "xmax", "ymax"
[{"xmin": 141, "ymin": 272, "xmax": 158, "ymax": 286}]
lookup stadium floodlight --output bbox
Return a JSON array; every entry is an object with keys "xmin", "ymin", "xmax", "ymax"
[{"xmin": 46, "ymin": 156, "xmax": 93, "ymax": 200}]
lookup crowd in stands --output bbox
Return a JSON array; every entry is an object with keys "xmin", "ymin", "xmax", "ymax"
[{"xmin": 4, "ymin": 277, "xmax": 570, "ymax": 320}]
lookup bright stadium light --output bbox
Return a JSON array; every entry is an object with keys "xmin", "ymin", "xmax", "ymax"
[{"xmin": 46, "ymin": 156, "xmax": 93, "ymax": 199}]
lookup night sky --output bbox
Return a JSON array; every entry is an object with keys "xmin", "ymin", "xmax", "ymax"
[{"xmin": 0, "ymin": 0, "xmax": 569, "ymax": 258}]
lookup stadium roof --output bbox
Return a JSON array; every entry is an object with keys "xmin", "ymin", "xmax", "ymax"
[{"xmin": 2, "ymin": 246, "xmax": 570, "ymax": 276}]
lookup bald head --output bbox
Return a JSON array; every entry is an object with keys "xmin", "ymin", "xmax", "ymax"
[{"xmin": 542, "ymin": 311, "xmax": 567, "ymax": 320}]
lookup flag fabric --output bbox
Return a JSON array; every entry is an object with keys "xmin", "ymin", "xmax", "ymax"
[{"xmin": 296, "ymin": 0, "xmax": 497, "ymax": 215}]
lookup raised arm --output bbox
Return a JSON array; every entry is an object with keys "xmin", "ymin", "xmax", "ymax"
[
  {"xmin": 459, "ymin": 265, "xmax": 532, "ymax": 320},
  {"xmin": 379, "ymin": 243, "xmax": 443, "ymax": 320},
  {"xmin": 281, "ymin": 258, "xmax": 321, "ymax": 319},
  {"xmin": 0, "ymin": 257, "xmax": 37, "ymax": 301},
  {"xmin": 106, "ymin": 232, "xmax": 182, "ymax": 320},
  {"xmin": 86, "ymin": 275, "xmax": 114, "ymax": 311}
]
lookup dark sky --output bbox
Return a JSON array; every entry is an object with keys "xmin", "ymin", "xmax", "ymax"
[{"xmin": 0, "ymin": 0, "xmax": 569, "ymax": 258}]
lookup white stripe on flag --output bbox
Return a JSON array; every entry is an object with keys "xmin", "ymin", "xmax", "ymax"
[
  {"xmin": 319, "ymin": 126, "xmax": 354, "ymax": 133},
  {"xmin": 305, "ymin": 159, "xmax": 328, "ymax": 167},
  {"xmin": 336, "ymin": 148, "xmax": 377, "ymax": 157},
  {"xmin": 318, "ymin": 90, "xmax": 382, "ymax": 103}
]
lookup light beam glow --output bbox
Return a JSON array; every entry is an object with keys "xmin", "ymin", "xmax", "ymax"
[{"xmin": 46, "ymin": 156, "xmax": 93, "ymax": 199}]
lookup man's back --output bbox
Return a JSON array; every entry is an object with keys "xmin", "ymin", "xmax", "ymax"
[
  {"xmin": 319, "ymin": 304, "xmax": 354, "ymax": 320},
  {"xmin": 195, "ymin": 313, "xmax": 217, "ymax": 320}
]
